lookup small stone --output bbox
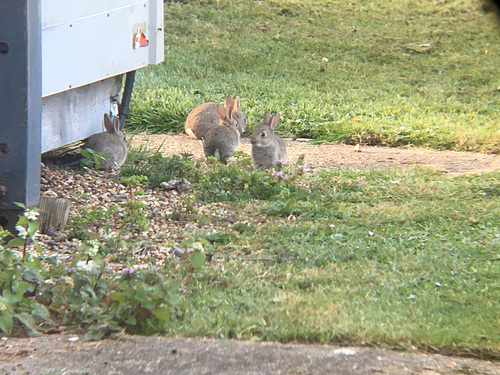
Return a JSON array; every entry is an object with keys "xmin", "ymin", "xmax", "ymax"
[
  {"xmin": 160, "ymin": 179, "xmax": 191, "ymax": 193},
  {"xmin": 176, "ymin": 179, "xmax": 191, "ymax": 193},
  {"xmin": 334, "ymin": 348, "xmax": 357, "ymax": 356},
  {"xmin": 160, "ymin": 180, "xmax": 179, "ymax": 191},
  {"xmin": 171, "ymin": 246, "xmax": 185, "ymax": 257}
]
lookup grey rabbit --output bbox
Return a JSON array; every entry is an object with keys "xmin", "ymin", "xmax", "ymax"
[
  {"xmin": 203, "ymin": 104, "xmax": 240, "ymax": 164},
  {"xmin": 185, "ymin": 94, "xmax": 248, "ymax": 139},
  {"xmin": 250, "ymin": 111, "xmax": 287, "ymax": 168},
  {"xmin": 84, "ymin": 113, "xmax": 128, "ymax": 171}
]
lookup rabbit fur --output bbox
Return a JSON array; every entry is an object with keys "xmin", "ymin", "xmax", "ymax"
[
  {"xmin": 203, "ymin": 104, "xmax": 241, "ymax": 164},
  {"xmin": 185, "ymin": 95, "xmax": 248, "ymax": 139},
  {"xmin": 84, "ymin": 113, "xmax": 128, "ymax": 171},
  {"xmin": 250, "ymin": 111, "xmax": 287, "ymax": 168}
]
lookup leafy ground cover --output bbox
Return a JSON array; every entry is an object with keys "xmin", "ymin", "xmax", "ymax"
[
  {"xmin": 1, "ymin": 149, "xmax": 498, "ymax": 359},
  {"xmin": 129, "ymin": 0, "xmax": 500, "ymax": 152}
]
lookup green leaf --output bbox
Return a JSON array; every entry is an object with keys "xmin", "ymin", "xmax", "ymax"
[
  {"xmin": 205, "ymin": 232, "xmax": 233, "ymax": 244},
  {"xmin": 29, "ymin": 255, "xmax": 42, "ymax": 268},
  {"xmin": 17, "ymin": 281, "xmax": 31, "ymax": 295},
  {"xmin": 151, "ymin": 283, "xmax": 166, "ymax": 295},
  {"xmin": 16, "ymin": 216, "xmax": 29, "ymax": 227},
  {"xmin": 1, "ymin": 288, "xmax": 23, "ymax": 305},
  {"xmin": 106, "ymin": 320, "xmax": 120, "ymax": 331},
  {"xmin": 135, "ymin": 286, "xmax": 147, "ymax": 300},
  {"xmin": 0, "ymin": 312, "xmax": 13, "ymax": 333},
  {"xmin": 144, "ymin": 272, "xmax": 160, "ymax": 285},
  {"xmin": 169, "ymin": 280, "xmax": 182, "ymax": 291},
  {"xmin": 15, "ymin": 312, "xmax": 36, "ymax": 331},
  {"xmin": 166, "ymin": 293, "xmax": 181, "ymax": 306},
  {"xmin": 84, "ymin": 329, "xmax": 106, "ymax": 342},
  {"xmin": 80, "ymin": 285, "xmax": 97, "ymax": 300},
  {"xmin": 140, "ymin": 299, "xmax": 155, "ymax": 310},
  {"xmin": 80, "ymin": 158, "xmax": 93, "ymax": 167},
  {"xmin": 80, "ymin": 149, "xmax": 92, "ymax": 158},
  {"xmin": 125, "ymin": 315, "xmax": 137, "ymax": 326},
  {"xmin": 109, "ymin": 292, "xmax": 128, "ymax": 303},
  {"xmin": 13, "ymin": 202, "xmax": 26, "ymax": 209},
  {"xmin": 154, "ymin": 306, "xmax": 171, "ymax": 322},
  {"xmin": 93, "ymin": 254, "xmax": 105, "ymax": 269},
  {"xmin": 190, "ymin": 252, "xmax": 205, "ymax": 270},
  {"xmin": 22, "ymin": 269, "xmax": 40, "ymax": 284},
  {"xmin": 31, "ymin": 303, "xmax": 51, "ymax": 321},
  {"xmin": 94, "ymin": 150, "xmax": 110, "ymax": 159},
  {"xmin": 6, "ymin": 237, "xmax": 26, "ymax": 248},
  {"xmin": 34, "ymin": 243, "xmax": 43, "ymax": 255},
  {"xmin": 27, "ymin": 220, "xmax": 39, "ymax": 237}
]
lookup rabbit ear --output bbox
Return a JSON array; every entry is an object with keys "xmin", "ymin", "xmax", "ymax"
[
  {"xmin": 270, "ymin": 113, "xmax": 280, "ymax": 130},
  {"xmin": 233, "ymin": 96, "xmax": 240, "ymax": 113},
  {"xmin": 113, "ymin": 116, "xmax": 121, "ymax": 132},
  {"xmin": 226, "ymin": 105, "xmax": 233, "ymax": 119},
  {"xmin": 216, "ymin": 104, "xmax": 227, "ymax": 121},
  {"xmin": 225, "ymin": 95, "xmax": 234, "ymax": 109},
  {"xmin": 103, "ymin": 113, "xmax": 114, "ymax": 133},
  {"xmin": 263, "ymin": 111, "xmax": 272, "ymax": 124}
]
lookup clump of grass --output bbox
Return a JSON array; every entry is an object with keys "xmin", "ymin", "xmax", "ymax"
[
  {"xmin": 120, "ymin": 145, "xmax": 196, "ymax": 189},
  {"xmin": 128, "ymin": 0, "xmax": 500, "ymax": 152}
]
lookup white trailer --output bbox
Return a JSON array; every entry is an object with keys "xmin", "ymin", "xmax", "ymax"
[{"xmin": 0, "ymin": 0, "xmax": 164, "ymax": 231}]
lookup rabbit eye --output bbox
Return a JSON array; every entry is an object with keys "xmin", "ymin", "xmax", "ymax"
[{"xmin": 260, "ymin": 131, "xmax": 266, "ymax": 138}]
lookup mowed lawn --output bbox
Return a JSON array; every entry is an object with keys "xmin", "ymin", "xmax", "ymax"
[{"xmin": 130, "ymin": 0, "xmax": 500, "ymax": 152}]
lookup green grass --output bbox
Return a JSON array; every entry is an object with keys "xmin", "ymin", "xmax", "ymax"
[
  {"xmin": 128, "ymin": 0, "xmax": 500, "ymax": 152},
  {"xmin": 118, "ymin": 151, "xmax": 500, "ymax": 357}
]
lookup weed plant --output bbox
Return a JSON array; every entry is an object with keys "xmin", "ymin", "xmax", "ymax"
[
  {"xmin": 129, "ymin": 0, "xmax": 500, "ymax": 152},
  {"xmin": 0, "ymin": 205, "xmax": 183, "ymax": 340}
]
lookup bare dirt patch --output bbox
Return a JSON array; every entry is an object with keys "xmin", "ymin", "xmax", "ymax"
[{"xmin": 130, "ymin": 133, "xmax": 500, "ymax": 176}]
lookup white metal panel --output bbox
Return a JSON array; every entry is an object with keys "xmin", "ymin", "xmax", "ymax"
[
  {"xmin": 41, "ymin": 0, "xmax": 164, "ymax": 97},
  {"xmin": 41, "ymin": 0, "xmax": 146, "ymax": 26},
  {"xmin": 41, "ymin": 77, "xmax": 122, "ymax": 153},
  {"xmin": 149, "ymin": 0, "xmax": 164, "ymax": 64}
]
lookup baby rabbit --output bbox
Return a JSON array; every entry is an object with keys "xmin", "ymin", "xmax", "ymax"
[
  {"xmin": 185, "ymin": 94, "xmax": 248, "ymax": 139},
  {"xmin": 250, "ymin": 111, "xmax": 287, "ymax": 168},
  {"xmin": 203, "ymin": 104, "xmax": 240, "ymax": 164},
  {"xmin": 84, "ymin": 113, "xmax": 128, "ymax": 171}
]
